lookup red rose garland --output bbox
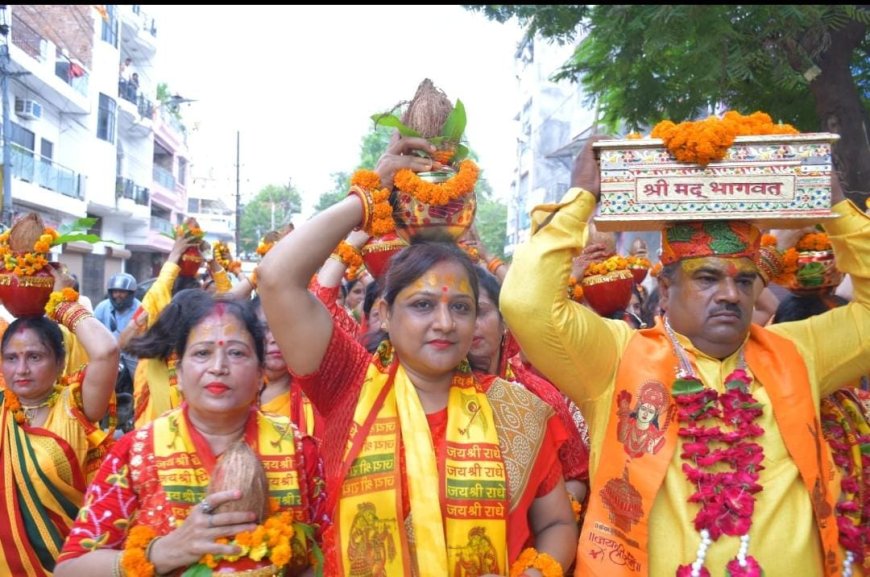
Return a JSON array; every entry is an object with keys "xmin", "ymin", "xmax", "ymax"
[{"xmin": 666, "ymin": 319, "xmax": 765, "ymax": 577}]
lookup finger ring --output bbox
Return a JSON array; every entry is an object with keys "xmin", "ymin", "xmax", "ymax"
[
  {"xmin": 199, "ymin": 500, "xmax": 213, "ymax": 514},
  {"xmin": 208, "ymin": 515, "xmax": 214, "ymax": 529}
]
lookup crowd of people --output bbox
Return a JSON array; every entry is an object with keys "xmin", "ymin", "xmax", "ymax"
[{"xmin": 0, "ymin": 84, "xmax": 867, "ymax": 577}]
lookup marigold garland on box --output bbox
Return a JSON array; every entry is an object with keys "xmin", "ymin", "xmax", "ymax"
[{"xmin": 650, "ymin": 110, "xmax": 799, "ymax": 166}]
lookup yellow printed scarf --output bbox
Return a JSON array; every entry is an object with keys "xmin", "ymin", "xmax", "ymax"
[
  {"xmin": 138, "ymin": 406, "xmax": 306, "ymax": 530},
  {"xmin": 336, "ymin": 345, "xmax": 508, "ymax": 577}
]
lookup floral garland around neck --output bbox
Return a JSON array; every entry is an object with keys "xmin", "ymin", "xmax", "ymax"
[
  {"xmin": 664, "ymin": 317, "xmax": 766, "ymax": 577},
  {"xmin": 3, "ymin": 386, "xmax": 62, "ymax": 425},
  {"xmin": 821, "ymin": 394, "xmax": 870, "ymax": 574}
]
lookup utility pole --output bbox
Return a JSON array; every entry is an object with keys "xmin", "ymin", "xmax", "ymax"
[
  {"xmin": 0, "ymin": 6, "xmax": 13, "ymax": 227},
  {"xmin": 234, "ymin": 130, "xmax": 240, "ymax": 252},
  {"xmin": 0, "ymin": 6, "xmax": 30, "ymax": 228}
]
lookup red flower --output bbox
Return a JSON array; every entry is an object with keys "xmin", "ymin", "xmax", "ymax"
[
  {"xmin": 725, "ymin": 555, "xmax": 762, "ymax": 577},
  {"xmin": 677, "ymin": 565, "xmax": 710, "ymax": 577}
]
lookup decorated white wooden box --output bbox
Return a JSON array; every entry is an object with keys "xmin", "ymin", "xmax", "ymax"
[{"xmin": 593, "ymin": 133, "xmax": 839, "ymax": 231}]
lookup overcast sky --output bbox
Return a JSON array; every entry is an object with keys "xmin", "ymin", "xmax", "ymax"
[{"xmin": 147, "ymin": 5, "xmax": 523, "ymax": 218}]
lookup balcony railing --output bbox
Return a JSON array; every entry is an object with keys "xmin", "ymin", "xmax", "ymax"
[
  {"xmin": 150, "ymin": 216, "xmax": 173, "ymax": 236},
  {"xmin": 115, "ymin": 176, "xmax": 150, "ymax": 206},
  {"xmin": 152, "ymin": 165, "xmax": 176, "ymax": 190},
  {"xmin": 117, "ymin": 83, "xmax": 155, "ymax": 120},
  {"xmin": 11, "ymin": 14, "xmax": 89, "ymax": 96},
  {"xmin": 9, "ymin": 143, "xmax": 84, "ymax": 199}
]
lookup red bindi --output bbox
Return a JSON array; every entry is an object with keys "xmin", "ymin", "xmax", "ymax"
[{"xmin": 217, "ymin": 339, "xmax": 224, "ymax": 346}]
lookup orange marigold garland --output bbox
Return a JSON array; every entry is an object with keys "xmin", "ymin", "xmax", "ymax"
[
  {"xmin": 393, "ymin": 159, "xmax": 479, "ymax": 206},
  {"xmin": 256, "ymin": 240, "xmax": 273, "ymax": 257},
  {"xmin": 509, "ymin": 547, "xmax": 563, "ymax": 577},
  {"xmin": 212, "ymin": 241, "xmax": 241, "ymax": 274},
  {"xmin": 0, "ymin": 228, "xmax": 57, "ymax": 276},
  {"xmin": 650, "ymin": 110, "xmax": 799, "ymax": 166},
  {"xmin": 44, "ymin": 287, "xmax": 79, "ymax": 317},
  {"xmin": 332, "ymin": 240, "xmax": 364, "ymax": 281},
  {"xmin": 767, "ymin": 229, "xmax": 833, "ymax": 285},
  {"xmin": 188, "ymin": 511, "xmax": 322, "ymax": 575},
  {"xmin": 3, "ymin": 389, "xmax": 26, "ymax": 425},
  {"xmin": 626, "ymin": 255, "xmax": 651, "ymax": 269},
  {"xmin": 584, "ymin": 255, "xmax": 629, "ymax": 277},
  {"xmin": 121, "ymin": 525, "xmax": 158, "ymax": 577},
  {"xmin": 568, "ymin": 275, "xmax": 584, "ymax": 302},
  {"xmin": 349, "ymin": 170, "xmax": 395, "ymax": 237}
]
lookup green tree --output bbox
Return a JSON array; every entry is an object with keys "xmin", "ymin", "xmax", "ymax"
[
  {"xmin": 314, "ymin": 171, "xmax": 350, "ymax": 213},
  {"xmin": 313, "ymin": 128, "xmax": 393, "ymax": 212},
  {"xmin": 239, "ymin": 183, "xmax": 302, "ymax": 256},
  {"xmin": 359, "ymin": 126, "xmax": 393, "ymax": 169},
  {"xmin": 467, "ymin": 5, "xmax": 870, "ymax": 205}
]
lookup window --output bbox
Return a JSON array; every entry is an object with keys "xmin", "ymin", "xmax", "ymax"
[
  {"xmin": 10, "ymin": 122, "xmax": 35, "ymax": 150},
  {"xmin": 97, "ymin": 93, "xmax": 117, "ymax": 143},
  {"xmin": 188, "ymin": 198, "xmax": 199, "ymax": 213},
  {"xmin": 40, "ymin": 139, "xmax": 53, "ymax": 160},
  {"xmin": 101, "ymin": 4, "xmax": 118, "ymax": 48},
  {"xmin": 177, "ymin": 157, "xmax": 187, "ymax": 186}
]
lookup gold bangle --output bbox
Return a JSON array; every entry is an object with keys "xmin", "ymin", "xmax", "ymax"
[
  {"xmin": 145, "ymin": 535, "xmax": 162, "ymax": 568},
  {"xmin": 348, "ymin": 184, "xmax": 372, "ymax": 232},
  {"xmin": 112, "ymin": 551, "xmax": 123, "ymax": 577}
]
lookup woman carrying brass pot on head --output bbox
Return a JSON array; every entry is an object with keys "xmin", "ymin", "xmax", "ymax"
[
  {"xmin": 0, "ymin": 264, "xmax": 118, "ymax": 576},
  {"xmin": 257, "ymin": 122, "xmax": 578, "ymax": 576}
]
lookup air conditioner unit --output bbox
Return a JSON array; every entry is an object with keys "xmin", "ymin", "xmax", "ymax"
[{"xmin": 15, "ymin": 99, "xmax": 43, "ymax": 120}]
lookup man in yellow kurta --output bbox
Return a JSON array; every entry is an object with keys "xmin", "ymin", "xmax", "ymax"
[{"xmin": 500, "ymin": 138, "xmax": 870, "ymax": 577}]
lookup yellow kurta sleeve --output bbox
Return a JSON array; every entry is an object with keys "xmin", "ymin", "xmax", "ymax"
[
  {"xmin": 500, "ymin": 188, "xmax": 634, "ymax": 407},
  {"xmin": 61, "ymin": 325, "xmax": 88, "ymax": 375},
  {"xmin": 768, "ymin": 199, "xmax": 870, "ymax": 396},
  {"xmin": 141, "ymin": 261, "xmax": 180, "ymax": 329},
  {"xmin": 132, "ymin": 262, "xmax": 181, "ymax": 428}
]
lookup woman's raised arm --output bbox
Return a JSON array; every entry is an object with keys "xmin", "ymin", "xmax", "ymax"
[{"xmin": 258, "ymin": 136, "xmax": 435, "ymax": 375}]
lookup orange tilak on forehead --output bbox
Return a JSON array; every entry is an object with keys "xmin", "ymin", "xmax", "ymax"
[
  {"xmin": 189, "ymin": 311, "xmax": 242, "ymax": 344},
  {"xmin": 415, "ymin": 270, "xmax": 473, "ymax": 297},
  {"xmin": 680, "ymin": 256, "xmax": 757, "ymax": 276}
]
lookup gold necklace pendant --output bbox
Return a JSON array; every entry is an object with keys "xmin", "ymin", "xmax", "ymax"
[
  {"xmin": 22, "ymin": 405, "xmax": 39, "ymax": 423},
  {"xmin": 19, "ymin": 388, "xmax": 60, "ymax": 423}
]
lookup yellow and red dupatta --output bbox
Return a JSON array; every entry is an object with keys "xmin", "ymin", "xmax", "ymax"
[
  {"xmin": 335, "ymin": 343, "xmax": 509, "ymax": 576},
  {"xmin": 0, "ymin": 389, "xmax": 87, "ymax": 576}
]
